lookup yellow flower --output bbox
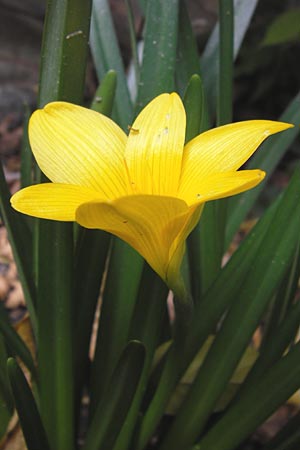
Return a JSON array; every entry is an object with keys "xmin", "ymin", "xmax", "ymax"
[{"xmin": 11, "ymin": 93, "xmax": 292, "ymax": 291}]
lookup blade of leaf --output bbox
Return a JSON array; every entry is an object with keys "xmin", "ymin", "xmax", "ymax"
[
  {"xmin": 226, "ymin": 91, "xmax": 300, "ymax": 247},
  {"xmin": 90, "ymin": 240, "xmax": 144, "ymax": 415},
  {"xmin": 0, "ymin": 165, "xmax": 36, "ymax": 333},
  {"xmin": 90, "ymin": 0, "xmax": 133, "ymax": 129},
  {"xmin": 83, "ymin": 341, "xmax": 145, "ymax": 450},
  {"xmin": 234, "ymin": 296, "xmax": 300, "ymax": 399},
  {"xmin": 0, "ymin": 304, "xmax": 36, "ymax": 379},
  {"xmin": 90, "ymin": 69, "xmax": 117, "ymax": 115},
  {"xmin": 201, "ymin": 0, "xmax": 259, "ymax": 116},
  {"xmin": 7, "ymin": 357, "xmax": 50, "ymax": 450},
  {"xmin": 175, "ymin": 0, "xmax": 201, "ymax": 95},
  {"xmin": 20, "ymin": 105, "xmax": 33, "ymax": 189},
  {"xmin": 0, "ymin": 335, "xmax": 14, "ymax": 441},
  {"xmin": 159, "ymin": 170, "xmax": 300, "ymax": 450},
  {"xmin": 35, "ymin": 1, "xmax": 92, "ymax": 449},
  {"xmin": 135, "ymin": 0, "xmax": 179, "ymax": 112},
  {"xmin": 125, "ymin": 0, "xmax": 140, "ymax": 86},
  {"xmin": 195, "ymin": 341, "xmax": 300, "ymax": 450},
  {"xmin": 260, "ymin": 240, "xmax": 300, "ymax": 351},
  {"xmin": 113, "ymin": 265, "xmax": 168, "ymax": 450}
]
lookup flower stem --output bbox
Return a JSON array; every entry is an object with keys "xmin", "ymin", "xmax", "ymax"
[{"xmin": 172, "ymin": 277, "xmax": 194, "ymax": 342}]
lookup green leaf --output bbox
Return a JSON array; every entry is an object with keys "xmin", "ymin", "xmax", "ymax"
[
  {"xmin": 175, "ymin": 1, "xmax": 201, "ymax": 95},
  {"xmin": 135, "ymin": 0, "xmax": 179, "ymax": 112},
  {"xmin": 7, "ymin": 358, "xmax": 50, "ymax": 450},
  {"xmin": 236, "ymin": 297, "xmax": 300, "ymax": 399},
  {"xmin": 35, "ymin": 1, "xmax": 92, "ymax": 449},
  {"xmin": 83, "ymin": 341, "xmax": 145, "ymax": 450},
  {"xmin": 165, "ymin": 335, "xmax": 257, "ymax": 415},
  {"xmin": 0, "ymin": 165, "xmax": 36, "ymax": 332},
  {"xmin": 217, "ymin": 0, "xmax": 233, "ymax": 126},
  {"xmin": 113, "ymin": 265, "xmax": 168, "ymax": 450},
  {"xmin": 202, "ymin": 0, "xmax": 258, "ymax": 116},
  {"xmin": 20, "ymin": 105, "xmax": 33, "ymax": 189},
  {"xmin": 262, "ymin": 9, "xmax": 300, "ymax": 46},
  {"xmin": 261, "ymin": 241, "xmax": 300, "ymax": 350},
  {"xmin": 226, "ymin": 91, "xmax": 300, "ymax": 247},
  {"xmin": 183, "ymin": 74, "xmax": 204, "ymax": 144},
  {"xmin": 90, "ymin": 240, "xmax": 144, "ymax": 415},
  {"xmin": 38, "ymin": 0, "xmax": 92, "ymax": 106},
  {"xmin": 90, "ymin": 70, "xmax": 117, "ymax": 116},
  {"xmin": 73, "ymin": 229, "xmax": 110, "ymax": 411},
  {"xmin": 125, "ymin": 0, "xmax": 140, "ymax": 86},
  {"xmin": 0, "ymin": 304, "xmax": 36, "ymax": 378},
  {"xmin": 0, "ymin": 336, "xmax": 13, "ymax": 441},
  {"xmin": 90, "ymin": 0, "xmax": 133, "ymax": 129},
  {"xmin": 159, "ymin": 170, "xmax": 300, "ymax": 450},
  {"xmin": 195, "ymin": 342, "xmax": 300, "ymax": 450}
]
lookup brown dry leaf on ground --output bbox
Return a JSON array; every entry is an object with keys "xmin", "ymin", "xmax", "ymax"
[
  {"xmin": 0, "ymin": 412, "xmax": 27, "ymax": 450},
  {"xmin": 0, "ymin": 226, "xmax": 25, "ymax": 312}
]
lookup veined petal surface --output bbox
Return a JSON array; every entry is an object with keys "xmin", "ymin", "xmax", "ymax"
[
  {"xmin": 166, "ymin": 204, "xmax": 203, "ymax": 288},
  {"xmin": 76, "ymin": 195, "xmax": 189, "ymax": 280},
  {"xmin": 11, "ymin": 183, "xmax": 102, "ymax": 221},
  {"xmin": 180, "ymin": 120, "xmax": 293, "ymax": 195},
  {"xmin": 124, "ymin": 93, "xmax": 186, "ymax": 196},
  {"xmin": 178, "ymin": 170, "xmax": 265, "ymax": 206},
  {"xmin": 29, "ymin": 102, "xmax": 130, "ymax": 198}
]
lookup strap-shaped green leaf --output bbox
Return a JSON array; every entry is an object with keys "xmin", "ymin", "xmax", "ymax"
[
  {"xmin": 159, "ymin": 170, "xmax": 300, "ymax": 450},
  {"xmin": 195, "ymin": 341, "xmax": 300, "ymax": 450},
  {"xmin": 90, "ymin": 0, "xmax": 133, "ymax": 129},
  {"xmin": 90, "ymin": 70, "xmax": 117, "ymax": 115},
  {"xmin": 235, "ymin": 297, "xmax": 300, "ymax": 398},
  {"xmin": 90, "ymin": 240, "xmax": 144, "ymax": 415},
  {"xmin": 7, "ymin": 358, "xmax": 50, "ymax": 450},
  {"xmin": 84, "ymin": 341, "xmax": 145, "ymax": 450},
  {"xmin": 202, "ymin": 0, "xmax": 259, "ymax": 116},
  {"xmin": 20, "ymin": 106, "xmax": 33, "ymax": 189},
  {"xmin": 0, "ymin": 335, "xmax": 13, "ymax": 440},
  {"xmin": 175, "ymin": 1, "xmax": 201, "ymax": 95},
  {"xmin": 261, "ymin": 241, "xmax": 300, "ymax": 350},
  {"xmin": 0, "ymin": 165, "xmax": 36, "ymax": 332},
  {"xmin": 135, "ymin": 0, "xmax": 179, "ymax": 112},
  {"xmin": 113, "ymin": 265, "xmax": 168, "ymax": 450},
  {"xmin": 183, "ymin": 74, "xmax": 204, "ymax": 144},
  {"xmin": 0, "ymin": 304, "xmax": 36, "ymax": 378},
  {"xmin": 35, "ymin": 2, "xmax": 92, "ymax": 449},
  {"xmin": 73, "ymin": 229, "xmax": 110, "ymax": 409}
]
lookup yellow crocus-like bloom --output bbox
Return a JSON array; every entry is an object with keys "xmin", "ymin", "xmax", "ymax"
[{"xmin": 11, "ymin": 93, "xmax": 292, "ymax": 291}]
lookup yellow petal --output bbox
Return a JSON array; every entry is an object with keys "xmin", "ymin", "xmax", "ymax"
[
  {"xmin": 180, "ymin": 120, "xmax": 293, "ymax": 195},
  {"xmin": 76, "ymin": 195, "xmax": 191, "ymax": 282},
  {"xmin": 178, "ymin": 170, "xmax": 265, "ymax": 206},
  {"xmin": 29, "ymin": 102, "xmax": 130, "ymax": 198},
  {"xmin": 166, "ymin": 204, "xmax": 203, "ymax": 289},
  {"xmin": 124, "ymin": 93, "xmax": 186, "ymax": 196},
  {"xmin": 11, "ymin": 184, "xmax": 102, "ymax": 221}
]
